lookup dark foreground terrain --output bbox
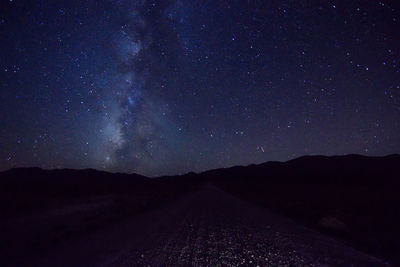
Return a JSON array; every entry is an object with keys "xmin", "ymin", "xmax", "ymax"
[{"xmin": 1, "ymin": 154, "xmax": 399, "ymax": 266}]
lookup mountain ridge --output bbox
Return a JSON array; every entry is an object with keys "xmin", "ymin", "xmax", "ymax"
[{"xmin": 3, "ymin": 153, "xmax": 399, "ymax": 178}]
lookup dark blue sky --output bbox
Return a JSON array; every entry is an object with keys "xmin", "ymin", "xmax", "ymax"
[{"xmin": 1, "ymin": 0, "xmax": 399, "ymax": 176}]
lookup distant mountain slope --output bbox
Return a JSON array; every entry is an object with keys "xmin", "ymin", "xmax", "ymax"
[
  {"xmin": 197, "ymin": 153, "xmax": 400, "ymax": 184},
  {"xmin": 0, "ymin": 167, "xmax": 147, "ymax": 195}
]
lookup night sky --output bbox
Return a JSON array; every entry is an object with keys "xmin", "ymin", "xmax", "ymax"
[{"xmin": 1, "ymin": 1, "xmax": 399, "ymax": 176}]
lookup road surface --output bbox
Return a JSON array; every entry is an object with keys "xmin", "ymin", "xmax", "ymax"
[{"xmin": 13, "ymin": 185, "xmax": 388, "ymax": 266}]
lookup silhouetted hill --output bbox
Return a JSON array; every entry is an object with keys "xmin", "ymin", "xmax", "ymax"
[
  {"xmin": 0, "ymin": 167, "xmax": 147, "ymax": 195},
  {"xmin": 198, "ymin": 153, "xmax": 400, "ymax": 184},
  {"xmin": 1, "ymin": 154, "xmax": 399, "ymax": 264}
]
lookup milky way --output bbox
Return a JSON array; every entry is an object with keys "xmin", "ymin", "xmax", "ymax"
[
  {"xmin": 1, "ymin": 0, "xmax": 399, "ymax": 176},
  {"xmin": 98, "ymin": 1, "xmax": 164, "ymax": 171}
]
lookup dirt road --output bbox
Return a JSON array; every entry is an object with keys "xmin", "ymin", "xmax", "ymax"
[{"xmin": 10, "ymin": 185, "xmax": 388, "ymax": 266}]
